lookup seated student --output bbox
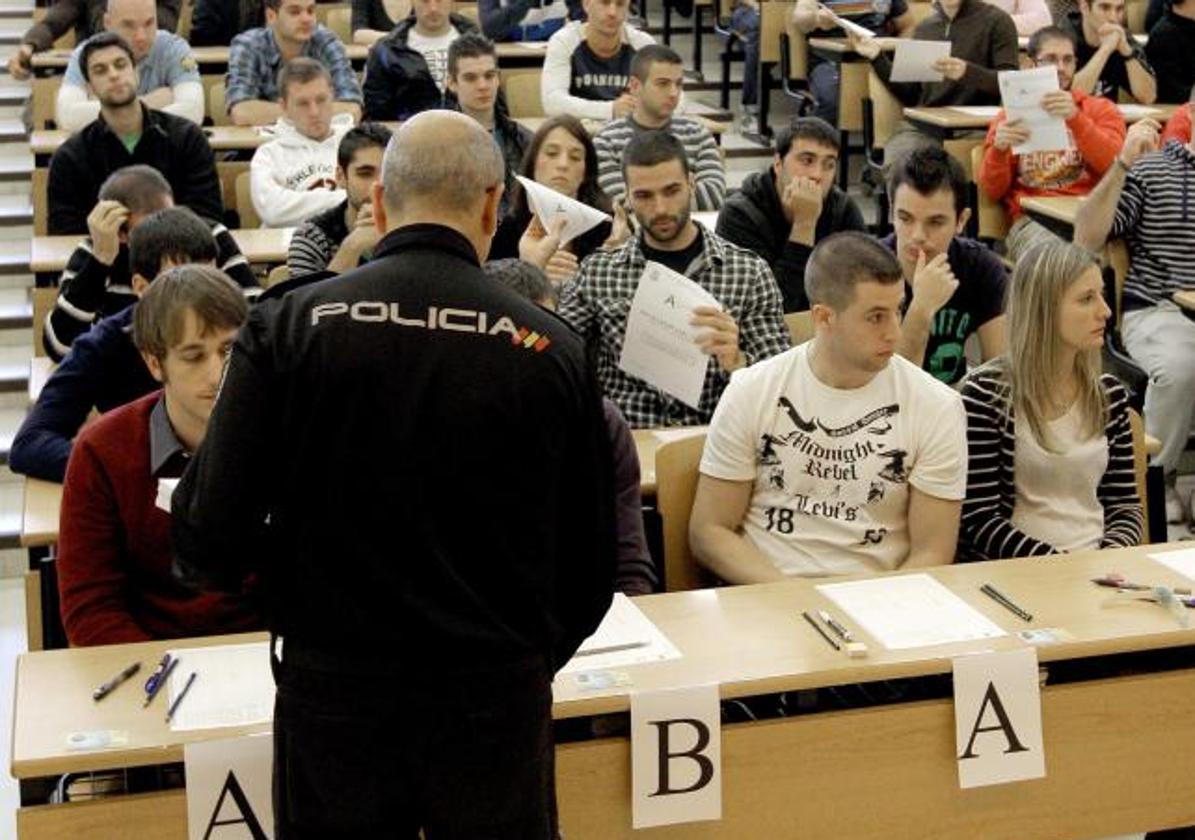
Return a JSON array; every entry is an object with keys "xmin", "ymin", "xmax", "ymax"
[
  {"xmin": 46, "ymin": 166, "xmax": 258, "ymax": 360},
  {"xmin": 351, "ymin": 0, "xmax": 410, "ymax": 45},
  {"xmin": 1062, "ymin": 0, "xmax": 1156, "ymax": 103},
  {"xmin": 47, "ymin": 32, "xmax": 224, "ymax": 236},
  {"xmin": 979, "ymin": 26, "xmax": 1126, "ymax": 263},
  {"xmin": 226, "ymin": 0, "xmax": 363, "ymax": 127},
  {"xmin": 480, "ymin": 0, "xmax": 579, "ymax": 41},
  {"xmin": 1161, "ymin": 87, "xmax": 1193, "ymax": 145},
  {"xmin": 594, "ymin": 45, "xmax": 725, "ymax": 211},
  {"xmin": 10, "ymin": 208, "xmax": 222, "ymax": 483},
  {"xmin": 1075, "ymin": 118, "xmax": 1195, "ymax": 522},
  {"xmin": 558, "ymin": 132, "xmax": 790, "ymax": 428},
  {"xmin": 717, "ymin": 116, "xmax": 865, "ymax": 313},
  {"xmin": 56, "ymin": 0, "xmax": 201, "ymax": 131},
  {"xmin": 541, "ymin": 0, "xmax": 655, "ymax": 120},
  {"xmin": 250, "ymin": 59, "xmax": 357, "ymax": 228},
  {"xmin": 58, "ymin": 264, "xmax": 262, "ymax": 647},
  {"xmin": 363, "ymin": 0, "xmax": 480, "ymax": 120},
  {"xmin": 1146, "ymin": 0, "xmax": 1195, "ymax": 104},
  {"xmin": 190, "ymin": 0, "xmax": 263, "ymax": 47},
  {"xmin": 884, "ymin": 147, "xmax": 1008, "ymax": 386},
  {"xmin": 689, "ymin": 232, "xmax": 967, "ymax": 583},
  {"xmin": 959, "ymin": 240, "xmax": 1142, "ymax": 561},
  {"xmin": 287, "ymin": 123, "xmax": 391, "ymax": 277},
  {"xmin": 849, "ymin": 0, "xmax": 1018, "ymax": 166},
  {"xmin": 486, "ymin": 258, "xmax": 657, "ymax": 595},
  {"xmin": 7, "ymin": 0, "xmax": 178, "ymax": 80}
]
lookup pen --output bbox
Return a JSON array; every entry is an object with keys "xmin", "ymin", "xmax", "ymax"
[
  {"xmin": 93, "ymin": 661, "xmax": 140, "ymax": 702},
  {"xmin": 980, "ymin": 583, "xmax": 1033, "ymax": 622},
  {"xmin": 1092, "ymin": 576, "xmax": 1191, "ymax": 595},
  {"xmin": 144, "ymin": 656, "xmax": 179, "ymax": 708},
  {"xmin": 802, "ymin": 610, "xmax": 841, "ymax": 651},
  {"xmin": 574, "ymin": 641, "xmax": 649, "ymax": 657},
  {"xmin": 818, "ymin": 609, "xmax": 854, "ymax": 642},
  {"xmin": 165, "ymin": 672, "xmax": 197, "ymax": 723}
]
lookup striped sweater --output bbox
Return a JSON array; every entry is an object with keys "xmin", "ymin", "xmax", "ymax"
[
  {"xmin": 593, "ymin": 115, "xmax": 726, "ymax": 211},
  {"xmin": 959, "ymin": 367, "xmax": 1143, "ymax": 561}
]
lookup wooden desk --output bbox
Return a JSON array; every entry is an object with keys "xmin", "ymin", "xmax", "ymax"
[
  {"xmin": 1019, "ymin": 195, "xmax": 1081, "ymax": 239},
  {"xmin": 1176, "ymin": 290, "xmax": 1195, "ymax": 321},
  {"xmin": 30, "ymin": 228, "xmax": 296, "ymax": 274},
  {"xmin": 904, "ymin": 103, "xmax": 1177, "ymax": 140},
  {"xmin": 21, "ymin": 479, "xmax": 63, "ymax": 549},
  {"xmin": 13, "ymin": 544, "xmax": 1195, "ymax": 838}
]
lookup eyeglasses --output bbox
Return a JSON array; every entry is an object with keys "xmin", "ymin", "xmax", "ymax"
[{"xmin": 1035, "ymin": 55, "xmax": 1077, "ymax": 68}]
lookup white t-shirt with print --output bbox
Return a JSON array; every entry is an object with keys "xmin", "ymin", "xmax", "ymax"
[
  {"xmin": 701, "ymin": 342, "xmax": 968, "ymax": 577},
  {"xmin": 407, "ymin": 28, "xmax": 459, "ymax": 92}
]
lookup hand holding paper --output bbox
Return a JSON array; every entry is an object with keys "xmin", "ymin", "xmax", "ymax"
[
  {"xmin": 889, "ymin": 40, "xmax": 951, "ymax": 83},
  {"xmin": 516, "ymin": 175, "xmax": 611, "ymax": 247},
  {"xmin": 691, "ymin": 306, "xmax": 744, "ymax": 372},
  {"xmin": 997, "ymin": 66, "xmax": 1072, "ymax": 153}
]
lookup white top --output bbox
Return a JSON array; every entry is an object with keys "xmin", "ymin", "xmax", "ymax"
[
  {"xmin": 1011, "ymin": 404, "xmax": 1108, "ymax": 553},
  {"xmin": 701, "ymin": 342, "xmax": 968, "ymax": 577},
  {"xmin": 249, "ymin": 112, "xmax": 355, "ymax": 228},
  {"xmin": 541, "ymin": 21, "xmax": 656, "ymax": 121},
  {"xmin": 407, "ymin": 28, "xmax": 459, "ymax": 92}
]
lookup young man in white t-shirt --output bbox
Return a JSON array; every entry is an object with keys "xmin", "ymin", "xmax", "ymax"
[{"xmin": 690, "ymin": 231, "xmax": 968, "ymax": 583}]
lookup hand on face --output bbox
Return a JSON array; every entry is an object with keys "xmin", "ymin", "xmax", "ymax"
[
  {"xmin": 781, "ymin": 174, "xmax": 824, "ymax": 227},
  {"xmin": 909, "ymin": 250, "xmax": 958, "ymax": 315}
]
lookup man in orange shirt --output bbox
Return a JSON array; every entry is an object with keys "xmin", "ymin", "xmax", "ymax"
[{"xmin": 1160, "ymin": 86, "xmax": 1193, "ymax": 146}]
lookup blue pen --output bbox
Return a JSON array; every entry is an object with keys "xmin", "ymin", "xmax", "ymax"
[{"xmin": 144, "ymin": 655, "xmax": 178, "ymax": 708}]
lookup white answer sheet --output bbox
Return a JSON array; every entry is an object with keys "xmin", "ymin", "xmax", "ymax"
[
  {"xmin": 998, "ymin": 66, "xmax": 1071, "ymax": 153},
  {"xmin": 1148, "ymin": 547, "xmax": 1195, "ymax": 582},
  {"xmin": 889, "ymin": 40, "xmax": 950, "ymax": 83},
  {"xmin": 557, "ymin": 593, "xmax": 683, "ymax": 675},
  {"xmin": 167, "ymin": 642, "xmax": 274, "ymax": 732},
  {"xmin": 516, "ymin": 175, "xmax": 610, "ymax": 246}
]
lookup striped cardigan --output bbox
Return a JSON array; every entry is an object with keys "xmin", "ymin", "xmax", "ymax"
[{"xmin": 959, "ymin": 367, "xmax": 1143, "ymax": 561}]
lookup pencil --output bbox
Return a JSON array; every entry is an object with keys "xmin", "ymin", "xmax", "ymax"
[{"xmin": 802, "ymin": 610, "xmax": 841, "ymax": 651}]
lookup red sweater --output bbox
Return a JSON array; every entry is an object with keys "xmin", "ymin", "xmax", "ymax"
[
  {"xmin": 58, "ymin": 392, "xmax": 261, "ymax": 647},
  {"xmin": 978, "ymin": 90, "xmax": 1126, "ymax": 220},
  {"xmin": 1162, "ymin": 104, "xmax": 1192, "ymax": 146}
]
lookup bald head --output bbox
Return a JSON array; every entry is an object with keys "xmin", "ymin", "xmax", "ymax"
[
  {"xmin": 105, "ymin": 0, "xmax": 157, "ymax": 60},
  {"xmin": 381, "ymin": 111, "xmax": 505, "ymax": 216}
]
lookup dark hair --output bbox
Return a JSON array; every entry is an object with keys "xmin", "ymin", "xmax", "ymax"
[
  {"xmin": 621, "ymin": 130, "xmax": 690, "ymax": 180},
  {"xmin": 1026, "ymin": 25, "xmax": 1077, "ymax": 59},
  {"xmin": 448, "ymin": 32, "xmax": 498, "ymax": 78},
  {"xmin": 514, "ymin": 115, "xmax": 612, "ymax": 219},
  {"xmin": 630, "ymin": 44, "xmax": 683, "ymax": 81},
  {"xmin": 338, "ymin": 122, "xmax": 392, "ymax": 169},
  {"xmin": 775, "ymin": 116, "xmax": 839, "ymax": 158},
  {"xmin": 79, "ymin": 31, "xmax": 136, "ymax": 84},
  {"xmin": 98, "ymin": 165, "xmax": 173, "ymax": 214},
  {"xmin": 133, "ymin": 264, "xmax": 248, "ymax": 360},
  {"xmin": 277, "ymin": 56, "xmax": 331, "ymax": 100},
  {"xmin": 264, "ymin": 0, "xmax": 284, "ymax": 11},
  {"xmin": 128, "ymin": 207, "xmax": 219, "ymax": 281},
  {"xmin": 804, "ymin": 231, "xmax": 903, "ymax": 311},
  {"xmin": 887, "ymin": 145, "xmax": 968, "ymax": 217},
  {"xmin": 485, "ymin": 258, "xmax": 558, "ymax": 308}
]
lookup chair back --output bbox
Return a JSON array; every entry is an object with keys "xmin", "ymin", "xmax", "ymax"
[
  {"xmin": 31, "ymin": 76, "xmax": 60, "ymax": 130},
  {"xmin": 32, "ymin": 287, "xmax": 58, "ymax": 358},
  {"xmin": 656, "ymin": 432, "xmax": 717, "ymax": 592},
  {"xmin": 972, "ymin": 143, "xmax": 1009, "ymax": 240},
  {"xmin": 32, "ymin": 168, "xmax": 48, "ymax": 236},
  {"xmin": 326, "ymin": 7, "xmax": 352, "ymax": 41},
  {"xmin": 1127, "ymin": 407, "xmax": 1149, "ymax": 541},
  {"xmin": 235, "ymin": 171, "xmax": 261, "ymax": 228},
  {"xmin": 866, "ymin": 68, "xmax": 903, "ymax": 153},
  {"xmin": 205, "ymin": 78, "xmax": 231, "ymax": 126},
  {"xmin": 501, "ymin": 69, "xmax": 544, "ymax": 118},
  {"xmin": 785, "ymin": 310, "xmax": 813, "ymax": 345},
  {"xmin": 265, "ymin": 264, "xmax": 290, "ymax": 288}
]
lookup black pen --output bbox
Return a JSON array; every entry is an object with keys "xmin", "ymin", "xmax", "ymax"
[
  {"xmin": 165, "ymin": 672, "xmax": 197, "ymax": 723},
  {"xmin": 93, "ymin": 661, "xmax": 140, "ymax": 701},
  {"xmin": 802, "ymin": 610, "xmax": 841, "ymax": 651},
  {"xmin": 981, "ymin": 583, "xmax": 1033, "ymax": 622},
  {"xmin": 144, "ymin": 656, "xmax": 179, "ymax": 708}
]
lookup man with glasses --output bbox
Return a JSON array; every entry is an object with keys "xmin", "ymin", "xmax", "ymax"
[{"xmin": 979, "ymin": 25, "xmax": 1126, "ymax": 261}]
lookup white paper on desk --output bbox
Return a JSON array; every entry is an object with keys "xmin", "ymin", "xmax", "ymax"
[
  {"xmin": 167, "ymin": 642, "xmax": 274, "ymax": 732},
  {"xmin": 998, "ymin": 66, "xmax": 1071, "ymax": 153},
  {"xmin": 184, "ymin": 733, "xmax": 275, "ymax": 840},
  {"xmin": 889, "ymin": 40, "xmax": 951, "ymax": 83},
  {"xmin": 818, "ymin": 573, "xmax": 1007, "ymax": 650},
  {"xmin": 950, "ymin": 105, "xmax": 1002, "ymax": 118},
  {"xmin": 953, "ymin": 647, "xmax": 1045, "ymax": 789},
  {"xmin": 1148, "ymin": 548, "xmax": 1195, "ymax": 582},
  {"xmin": 155, "ymin": 477, "xmax": 179, "ymax": 514},
  {"xmin": 558, "ymin": 593, "xmax": 683, "ymax": 675},
  {"xmin": 516, "ymin": 175, "xmax": 610, "ymax": 246},
  {"xmin": 617, "ymin": 261, "xmax": 721, "ymax": 410},
  {"xmin": 520, "ymin": 0, "xmax": 567, "ymax": 27}
]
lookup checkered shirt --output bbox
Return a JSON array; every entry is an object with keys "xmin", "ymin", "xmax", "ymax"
[{"xmin": 225, "ymin": 25, "xmax": 362, "ymax": 109}]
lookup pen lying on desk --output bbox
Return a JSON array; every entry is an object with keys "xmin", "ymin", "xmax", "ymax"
[
  {"xmin": 980, "ymin": 583, "xmax": 1033, "ymax": 622},
  {"xmin": 94, "ymin": 661, "xmax": 140, "ymax": 702},
  {"xmin": 802, "ymin": 610, "xmax": 841, "ymax": 651}
]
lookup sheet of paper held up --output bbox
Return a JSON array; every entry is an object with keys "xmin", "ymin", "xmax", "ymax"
[
  {"xmin": 998, "ymin": 66, "xmax": 1071, "ymax": 153},
  {"xmin": 618, "ymin": 261, "xmax": 722, "ymax": 410},
  {"xmin": 889, "ymin": 40, "xmax": 951, "ymax": 83},
  {"xmin": 817, "ymin": 574, "xmax": 1007, "ymax": 650},
  {"xmin": 167, "ymin": 642, "xmax": 274, "ymax": 732},
  {"xmin": 516, "ymin": 175, "xmax": 610, "ymax": 246},
  {"xmin": 558, "ymin": 593, "xmax": 683, "ymax": 675},
  {"xmin": 1148, "ymin": 547, "xmax": 1195, "ymax": 582}
]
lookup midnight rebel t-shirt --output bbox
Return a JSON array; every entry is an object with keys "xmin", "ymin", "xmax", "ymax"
[
  {"xmin": 570, "ymin": 40, "xmax": 637, "ymax": 101},
  {"xmin": 882, "ymin": 234, "xmax": 1008, "ymax": 386}
]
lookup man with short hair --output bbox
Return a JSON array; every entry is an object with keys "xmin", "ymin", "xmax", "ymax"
[
  {"xmin": 57, "ymin": 265, "xmax": 260, "ymax": 647},
  {"xmin": 250, "ymin": 58, "xmax": 357, "ymax": 228},
  {"xmin": 1063, "ymin": 0, "xmax": 1156, "ymax": 102},
  {"xmin": 885, "ymin": 146, "xmax": 1007, "ymax": 386},
  {"xmin": 46, "ymin": 166, "xmax": 258, "ymax": 360},
  {"xmin": 689, "ymin": 232, "xmax": 967, "ymax": 583},
  {"xmin": 47, "ymin": 33, "xmax": 224, "ymax": 236},
  {"xmin": 594, "ymin": 44, "xmax": 724, "ymax": 210},
  {"xmin": 288, "ymin": 122, "xmax": 392, "ymax": 277},
  {"xmin": 1145, "ymin": 0, "xmax": 1195, "ymax": 104},
  {"xmin": 226, "ymin": 0, "xmax": 362, "ymax": 126},
  {"xmin": 559, "ymin": 131, "xmax": 790, "ymax": 428},
  {"xmin": 364, "ymin": 0, "xmax": 479, "ymax": 120},
  {"xmin": 541, "ymin": 0, "xmax": 655, "ymax": 120},
  {"xmin": 979, "ymin": 25, "xmax": 1126, "ymax": 262},
  {"xmin": 56, "ymin": 0, "xmax": 202, "ymax": 131},
  {"xmin": 717, "ymin": 116, "xmax": 865, "ymax": 312}
]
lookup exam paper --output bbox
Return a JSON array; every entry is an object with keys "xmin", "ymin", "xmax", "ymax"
[
  {"xmin": 557, "ymin": 593, "xmax": 683, "ymax": 674},
  {"xmin": 818, "ymin": 574, "xmax": 1007, "ymax": 650},
  {"xmin": 889, "ymin": 40, "xmax": 951, "ymax": 83},
  {"xmin": 998, "ymin": 66, "xmax": 1071, "ymax": 153},
  {"xmin": 167, "ymin": 642, "xmax": 274, "ymax": 732},
  {"xmin": 618, "ymin": 261, "xmax": 722, "ymax": 409},
  {"xmin": 516, "ymin": 175, "xmax": 610, "ymax": 246},
  {"xmin": 1148, "ymin": 547, "xmax": 1195, "ymax": 582}
]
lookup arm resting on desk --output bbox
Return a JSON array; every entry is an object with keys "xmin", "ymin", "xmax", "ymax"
[{"xmin": 690, "ymin": 475, "xmax": 786, "ymax": 584}]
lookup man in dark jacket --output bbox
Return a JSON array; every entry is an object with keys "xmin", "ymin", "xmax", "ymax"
[
  {"xmin": 479, "ymin": 0, "xmax": 580, "ymax": 40},
  {"xmin": 189, "ymin": 0, "xmax": 264, "ymax": 47},
  {"xmin": 717, "ymin": 117, "xmax": 865, "ymax": 312},
  {"xmin": 1145, "ymin": 0, "xmax": 1195, "ymax": 104},
  {"xmin": 172, "ymin": 111, "xmax": 617, "ymax": 838},
  {"xmin": 1063, "ymin": 0, "xmax": 1155, "ymax": 102}
]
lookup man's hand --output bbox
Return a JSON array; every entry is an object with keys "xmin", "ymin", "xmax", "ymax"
[
  {"xmin": 992, "ymin": 117, "xmax": 1032, "ymax": 151},
  {"xmin": 343, "ymin": 202, "xmax": 381, "ymax": 253},
  {"xmin": 86, "ymin": 200, "xmax": 129, "ymax": 266},
  {"xmin": 908, "ymin": 250, "xmax": 958, "ymax": 316},
  {"xmin": 931, "ymin": 56, "xmax": 968, "ymax": 81},
  {"xmin": 612, "ymin": 92, "xmax": 637, "ymax": 119},
  {"xmin": 691, "ymin": 306, "xmax": 744, "ymax": 372},
  {"xmin": 847, "ymin": 31, "xmax": 881, "ymax": 60},
  {"xmin": 815, "ymin": 6, "xmax": 837, "ymax": 29},
  {"xmin": 1120, "ymin": 118, "xmax": 1160, "ymax": 168},
  {"xmin": 1040, "ymin": 90, "xmax": 1077, "ymax": 120},
  {"xmin": 781, "ymin": 175, "xmax": 823, "ymax": 241},
  {"xmin": 605, "ymin": 202, "xmax": 633, "ymax": 248},
  {"xmin": 7, "ymin": 44, "xmax": 33, "ymax": 80},
  {"xmin": 1096, "ymin": 21, "xmax": 1125, "ymax": 53},
  {"xmin": 140, "ymin": 86, "xmax": 174, "ymax": 109}
]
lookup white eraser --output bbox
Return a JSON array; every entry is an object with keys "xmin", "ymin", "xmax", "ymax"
[{"xmin": 845, "ymin": 642, "xmax": 868, "ymax": 658}]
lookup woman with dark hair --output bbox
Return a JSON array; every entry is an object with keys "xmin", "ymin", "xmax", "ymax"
[{"xmin": 490, "ymin": 114, "xmax": 629, "ymax": 283}]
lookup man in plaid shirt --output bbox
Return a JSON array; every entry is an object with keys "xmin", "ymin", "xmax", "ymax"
[
  {"xmin": 225, "ymin": 0, "xmax": 362, "ymax": 126},
  {"xmin": 559, "ymin": 131, "xmax": 790, "ymax": 428}
]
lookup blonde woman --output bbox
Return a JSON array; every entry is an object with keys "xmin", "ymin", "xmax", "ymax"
[{"xmin": 959, "ymin": 240, "xmax": 1143, "ymax": 561}]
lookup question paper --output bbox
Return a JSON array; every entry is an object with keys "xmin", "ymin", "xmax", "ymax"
[
  {"xmin": 889, "ymin": 40, "xmax": 951, "ymax": 83},
  {"xmin": 998, "ymin": 66, "xmax": 1071, "ymax": 153}
]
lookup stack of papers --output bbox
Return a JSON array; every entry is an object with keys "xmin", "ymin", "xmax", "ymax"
[
  {"xmin": 166, "ymin": 642, "xmax": 274, "ymax": 732},
  {"xmin": 558, "ymin": 593, "xmax": 683, "ymax": 675}
]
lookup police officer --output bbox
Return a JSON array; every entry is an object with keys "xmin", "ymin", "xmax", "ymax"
[{"xmin": 172, "ymin": 110, "xmax": 617, "ymax": 838}]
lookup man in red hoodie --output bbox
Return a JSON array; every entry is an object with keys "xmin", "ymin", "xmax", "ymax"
[
  {"xmin": 1161, "ymin": 86, "xmax": 1193, "ymax": 146},
  {"xmin": 978, "ymin": 25, "xmax": 1126, "ymax": 262}
]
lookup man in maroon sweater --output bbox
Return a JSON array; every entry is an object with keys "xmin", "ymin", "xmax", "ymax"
[{"xmin": 57, "ymin": 264, "xmax": 260, "ymax": 646}]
